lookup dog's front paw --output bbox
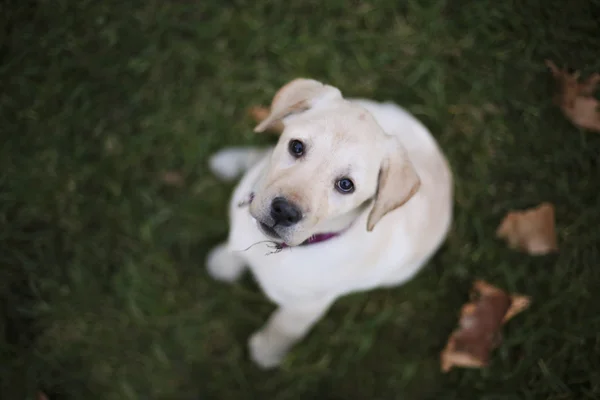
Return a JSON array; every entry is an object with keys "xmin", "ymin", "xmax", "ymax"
[
  {"xmin": 248, "ymin": 331, "xmax": 286, "ymax": 369},
  {"xmin": 206, "ymin": 243, "xmax": 245, "ymax": 283},
  {"xmin": 208, "ymin": 149, "xmax": 245, "ymax": 181}
]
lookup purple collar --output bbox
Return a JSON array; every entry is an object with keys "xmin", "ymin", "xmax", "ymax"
[{"xmin": 278, "ymin": 228, "xmax": 348, "ymax": 249}]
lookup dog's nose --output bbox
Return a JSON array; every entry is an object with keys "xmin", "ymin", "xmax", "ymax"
[{"xmin": 270, "ymin": 197, "xmax": 302, "ymax": 226}]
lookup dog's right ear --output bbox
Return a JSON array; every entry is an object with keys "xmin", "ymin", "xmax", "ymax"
[{"xmin": 254, "ymin": 79, "xmax": 342, "ymax": 133}]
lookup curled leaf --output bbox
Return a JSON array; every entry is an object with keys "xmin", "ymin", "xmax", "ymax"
[
  {"xmin": 440, "ymin": 280, "xmax": 530, "ymax": 373},
  {"xmin": 545, "ymin": 59, "xmax": 600, "ymax": 132}
]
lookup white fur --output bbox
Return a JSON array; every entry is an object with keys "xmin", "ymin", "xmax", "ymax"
[{"xmin": 207, "ymin": 92, "xmax": 453, "ymax": 369}]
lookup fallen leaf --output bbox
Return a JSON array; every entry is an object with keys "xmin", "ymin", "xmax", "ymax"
[
  {"xmin": 440, "ymin": 280, "xmax": 531, "ymax": 373},
  {"xmin": 160, "ymin": 171, "xmax": 185, "ymax": 187},
  {"xmin": 545, "ymin": 59, "xmax": 600, "ymax": 132},
  {"xmin": 496, "ymin": 202, "xmax": 558, "ymax": 255},
  {"xmin": 37, "ymin": 392, "xmax": 49, "ymax": 400},
  {"xmin": 248, "ymin": 106, "xmax": 284, "ymax": 134}
]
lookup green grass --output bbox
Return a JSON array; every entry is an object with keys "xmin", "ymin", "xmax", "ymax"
[{"xmin": 1, "ymin": 0, "xmax": 600, "ymax": 398}]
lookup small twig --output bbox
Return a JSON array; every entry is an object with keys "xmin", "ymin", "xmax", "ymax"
[{"xmin": 233, "ymin": 240, "xmax": 284, "ymax": 256}]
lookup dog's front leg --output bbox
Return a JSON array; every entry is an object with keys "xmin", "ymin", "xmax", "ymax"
[
  {"xmin": 249, "ymin": 299, "xmax": 333, "ymax": 369},
  {"xmin": 206, "ymin": 242, "xmax": 246, "ymax": 283},
  {"xmin": 209, "ymin": 146, "xmax": 271, "ymax": 182}
]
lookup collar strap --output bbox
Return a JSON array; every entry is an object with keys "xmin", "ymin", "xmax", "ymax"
[{"xmin": 278, "ymin": 224, "xmax": 352, "ymax": 249}]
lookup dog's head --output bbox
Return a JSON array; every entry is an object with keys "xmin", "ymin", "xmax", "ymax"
[{"xmin": 249, "ymin": 79, "xmax": 420, "ymax": 246}]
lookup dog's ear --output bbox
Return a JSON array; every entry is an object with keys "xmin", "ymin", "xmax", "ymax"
[
  {"xmin": 254, "ymin": 79, "xmax": 342, "ymax": 133},
  {"xmin": 367, "ymin": 137, "xmax": 421, "ymax": 232}
]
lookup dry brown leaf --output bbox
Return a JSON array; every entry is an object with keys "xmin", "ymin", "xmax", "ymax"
[
  {"xmin": 37, "ymin": 392, "xmax": 49, "ymax": 400},
  {"xmin": 578, "ymin": 73, "xmax": 600, "ymax": 96},
  {"xmin": 568, "ymin": 96, "xmax": 600, "ymax": 132},
  {"xmin": 545, "ymin": 59, "xmax": 600, "ymax": 132},
  {"xmin": 248, "ymin": 106, "xmax": 284, "ymax": 134},
  {"xmin": 440, "ymin": 280, "xmax": 531, "ymax": 373},
  {"xmin": 160, "ymin": 171, "xmax": 185, "ymax": 187},
  {"xmin": 496, "ymin": 202, "xmax": 558, "ymax": 255}
]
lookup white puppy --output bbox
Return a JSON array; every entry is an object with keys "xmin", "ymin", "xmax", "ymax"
[{"xmin": 206, "ymin": 79, "xmax": 453, "ymax": 369}]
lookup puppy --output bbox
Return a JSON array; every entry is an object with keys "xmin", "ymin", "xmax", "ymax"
[{"xmin": 207, "ymin": 79, "xmax": 453, "ymax": 369}]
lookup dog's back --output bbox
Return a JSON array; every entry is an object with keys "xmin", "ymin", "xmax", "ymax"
[{"xmin": 348, "ymin": 99, "xmax": 453, "ymax": 287}]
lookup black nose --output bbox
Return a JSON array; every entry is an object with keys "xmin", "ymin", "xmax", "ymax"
[{"xmin": 270, "ymin": 197, "xmax": 302, "ymax": 226}]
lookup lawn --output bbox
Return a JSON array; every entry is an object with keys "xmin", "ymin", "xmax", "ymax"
[{"xmin": 1, "ymin": 0, "xmax": 600, "ymax": 399}]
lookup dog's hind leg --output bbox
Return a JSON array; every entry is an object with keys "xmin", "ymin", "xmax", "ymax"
[
  {"xmin": 209, "ymin": 146, "xmax": 271, "ymax": 182},
  {"xmin": 206, "ymin": 242, "xmax": 246, "ymax": 283}
]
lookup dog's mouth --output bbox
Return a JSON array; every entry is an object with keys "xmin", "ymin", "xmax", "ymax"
[{"xmin": 258, "ymin": 221, "xmax": 282, "ymax": 240}]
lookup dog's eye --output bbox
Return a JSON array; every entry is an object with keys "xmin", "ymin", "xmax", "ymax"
[
  {"xmin": 288, "ymin": 139, "xmax": 304, "ymax": 158},
  {"xmin": 335, "ymin": 178, "xmax": 355, "ymax": 194}
]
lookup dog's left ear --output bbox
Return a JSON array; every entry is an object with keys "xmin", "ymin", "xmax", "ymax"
[
  {"xmin": 254, "ymin": 78, "xmax": 342, "ymax": 133},
  {"xmin": 367, "ymin": 137, "xmax": 421, "ymax": 232}
]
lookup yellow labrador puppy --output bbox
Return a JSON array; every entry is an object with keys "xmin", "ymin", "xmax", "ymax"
[{"xmin": 207, "ymin": 79, "xmax": 453, "ymax": 369}]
